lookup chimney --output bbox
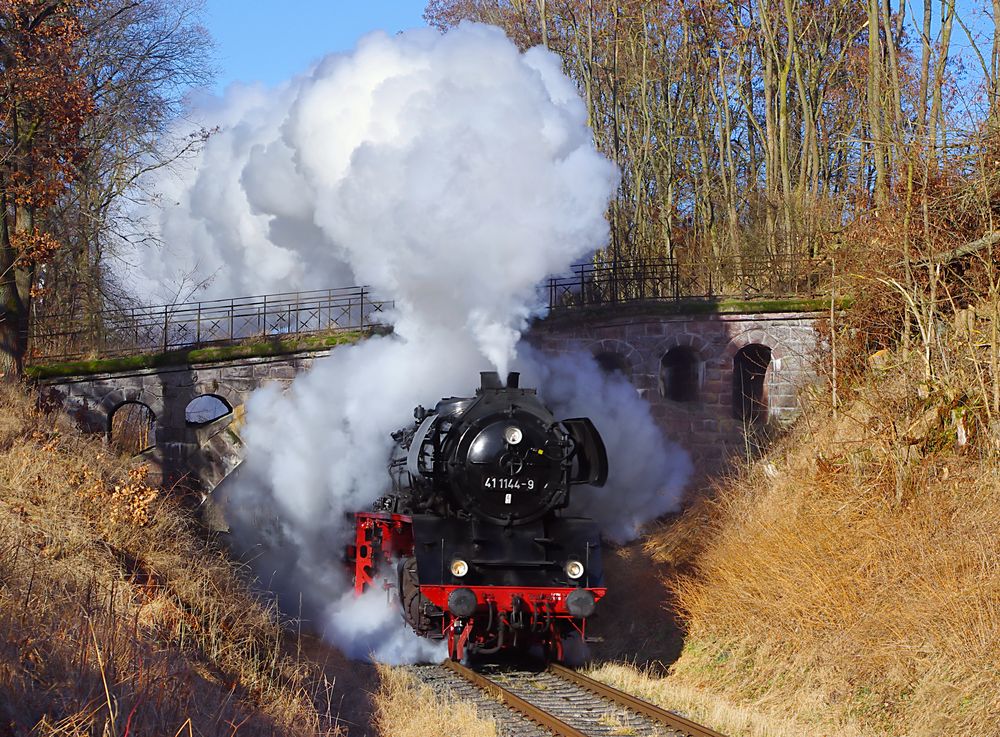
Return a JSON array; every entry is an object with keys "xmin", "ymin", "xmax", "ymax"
[{"xmin": 480, "ymin": 371, "xmax": 503, "ymax": 390}]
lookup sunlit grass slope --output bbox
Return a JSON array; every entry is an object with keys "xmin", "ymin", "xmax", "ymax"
[
  {"xmin": 0, "ymin": 382, "xmax": 340, "ymax": 736},
  {"xmin": 644, "ymin": 350, "xmax": 1000, "ymax": 737}
]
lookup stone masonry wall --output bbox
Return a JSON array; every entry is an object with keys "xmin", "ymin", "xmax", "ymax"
[
  {"xmin": 529, "ymin": 309, "xmax": 823, "ymax": 477},
  {"xmin": 40, "ymin": 308, "xmax": 824, "ymax": 494},
  {"xmin": 40, "ymin": 351, "xmax": 332, "ymax": 491}
]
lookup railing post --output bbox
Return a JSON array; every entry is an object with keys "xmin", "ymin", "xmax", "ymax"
[
  {"xmin": 196, "ymin": 303, "xmax": 202, "ymax": 344},
  {"xmin": 260, "ymin": 295, "xmax": 266, "ymax": 336},
  {"xmin": 360, "ymin": 287, "xmax": 366, "ymax": 329},
  {"xmin": 230, "ymin": 299, "xmax": 235, "ymax": 341},
  {"xmin": 162, "ymin": 306, "xmax": 169, "ymax": 353}
]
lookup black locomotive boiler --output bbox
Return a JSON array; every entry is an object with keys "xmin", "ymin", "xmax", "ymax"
[{"xmin": 346, "ymin": 370, "xmax": 609, "ymax": 661}]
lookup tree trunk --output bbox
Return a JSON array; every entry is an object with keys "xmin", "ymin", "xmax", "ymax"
[
  {"xmin": 880, "ymin": 0, "xmax": 903, "ymax": 162},
  {"xmin": 929, "ymin": 1, "xmax": 955, "ymax": 161},
  {"xmin": 0, "ymin": 201, "xmax": 31, "ymax": 379},
  {"xmin": 992, "ymin": 0, "xmax": 1000, "ymax": 128},
  {"xmin": 536, "ymin": 0, "xmax": 549, "ymax": 49},
  {"xmin": 867, "ymin": 0, "xmax": 888, "ymax": 205},
  {"xmin": 918, "ymin": 0, "xmax": 932, "ymax": 132}
]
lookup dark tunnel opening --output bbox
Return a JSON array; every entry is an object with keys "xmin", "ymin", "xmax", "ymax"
[
  {"xmin": 733, "ymin": 344, "xmax": 771, "ymax": 424},
  {"xmin": 109, "ymin": 401, "xmax": 156, "ymax": 455},
  {"xmin": 593, "ymin": 351, "xmax": 630, "ymax": 378},
  {"xmin": 660, "ymin": 346, "xmax": 699, "ymax": 402}
]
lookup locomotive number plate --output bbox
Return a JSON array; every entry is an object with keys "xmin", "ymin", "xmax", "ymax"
[{"xmin": 483, "ymin": 477, "xmax": 534, "ymax": 490}]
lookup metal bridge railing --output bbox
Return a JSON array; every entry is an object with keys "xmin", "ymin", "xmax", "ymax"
[
  {"xmin": 28, "ymin": 257, "xmax": 825, "ymax": 363},
  {"xmin": 29, "ymin": 286, "xmax": 393, "ymax": 363},
  {"xmin": 546, "ymin": 256, "xmax": 825, "ymax": 309}
]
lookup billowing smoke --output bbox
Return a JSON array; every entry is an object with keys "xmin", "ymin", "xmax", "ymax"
[
  {"xmin": 137, "ymin": 23, "xmax": 691, "ymax": 662},
  {"xmin": 125, "ymin": 83, "xmax": 356, "ymax": 301},
  {"xmin": 524, "ymin": 349, "xmax": 693, "ymax": 542},
  {"xmin": 127, "ymin": 23, "xmax": 611, "ymax": 371}
]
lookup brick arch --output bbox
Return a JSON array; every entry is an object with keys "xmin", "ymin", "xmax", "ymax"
[
  {"xmin": 101, "ymin": 390, "xmax": 161, "ymax": 454},
  {"xmin": 722, "ymin": 328, "xmax": 790, "ymax": 362},
  {"xmin": 586, "ymin": 338, "xmax": 641, "ymax": 377},
  {"xmin": 650, "ymin": 332, "xmax": 712, "ymax": 364},
  {"xmin": 191, "ymin": 382, "xmax": 244, "ymax": 412},
  {"xmin": 652, "ymin": 333, "xmax": 711, "ymax": 402},
  {"xmin": 99, "ymin": 387, "xmax": 164, "ymax": 423},
  {"xmin": 723, "ymin": 328, "xmax": 794, "ymax": 424}
]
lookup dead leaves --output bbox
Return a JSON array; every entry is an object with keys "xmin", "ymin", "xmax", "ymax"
[{"xmin": 73, "ymin": 463, "xmax": 160, "ymax": 529}]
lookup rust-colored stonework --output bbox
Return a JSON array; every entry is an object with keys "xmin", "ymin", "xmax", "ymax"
[{"xmin": 35, "ymin": 301, "xmax": 824, "ymax": 498}]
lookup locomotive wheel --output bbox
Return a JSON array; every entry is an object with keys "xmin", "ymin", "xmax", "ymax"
[{"xmin": 398, "ymin": 556, "xmax": 435, "ymax": 636}]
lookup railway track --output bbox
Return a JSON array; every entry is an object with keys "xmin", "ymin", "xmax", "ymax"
[{"xmin": 410, "ymin": 660, "xmax": 727, "ymax": 737}]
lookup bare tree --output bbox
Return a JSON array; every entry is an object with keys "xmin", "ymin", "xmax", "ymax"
[{"xmin": 38, "ymin": 0, "xmax": 212, "ymax": 323}]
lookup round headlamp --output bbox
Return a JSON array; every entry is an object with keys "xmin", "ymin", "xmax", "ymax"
[
  {"xmin": 565, "ymin": 560, "xmax": 585, "ymax": 580},
  {"xmin": 504, "ymin": 425, "xmax": 523, "ymax": 445},
  {"xmin": 450, "ymin": 559, "xmax": 469, "ymax": 578}
]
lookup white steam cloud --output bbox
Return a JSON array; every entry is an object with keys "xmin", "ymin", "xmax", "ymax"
[
  {"xmin": 523, "ymin": 349, "xmax": 693, "ymax": 542},
  {"xmin": 136, "ymin": 23, "xmax": 691, "ymax": 663}
]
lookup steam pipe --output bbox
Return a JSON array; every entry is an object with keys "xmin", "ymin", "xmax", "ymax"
[{"xmin": 474, "ymin": 621, "xmax": 507, "ymax": 655}]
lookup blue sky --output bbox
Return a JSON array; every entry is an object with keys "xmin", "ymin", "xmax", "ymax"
[
  {"xmin": 205, "ymin": 1, "xmax": 428, "ymax": 90},
  {"xmin": 203, "ymin": 1, "xmax": 994, "ymax": 94}
]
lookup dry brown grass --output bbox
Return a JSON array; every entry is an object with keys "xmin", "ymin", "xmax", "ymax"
[
  {"xmin": 586, "ymin": 661, "xmax": 879, "ymax": 737},
  {"xmin": 371, "ymin": 665, "xmax": 497, "ymax": 737},
  {"xmin": 0, "ymin": 381, "xmax": 340, "ymax": 736},
  {"xmin": 647, "ymin": 349, "xmax": 1000, "ymax": 736}
]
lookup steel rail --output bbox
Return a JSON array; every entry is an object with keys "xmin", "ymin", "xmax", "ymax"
[
  {"xmin": 547, "ymin": 663, "xmax": 727, "ymax": 737},
  {"xmin": 442, "ymin": 660, "xmax": 588, "ymax": 737}
]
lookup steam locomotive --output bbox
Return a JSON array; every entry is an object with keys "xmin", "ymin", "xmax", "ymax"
[{"xmin": 346, "ymin": 371, "xmax": 609, "ymax": 661}]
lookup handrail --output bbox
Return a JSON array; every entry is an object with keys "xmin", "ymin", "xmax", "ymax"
[
  {"xmin": 546, "ymin": 256, "xmax": 825, "ymax": 309},
  {"xmin": 28, "ymin": 256, "xmax": 825, "ymax": 363},
  {"xmin": 29, "ymin": 285, "xmax": 393, "ymax": 363}
]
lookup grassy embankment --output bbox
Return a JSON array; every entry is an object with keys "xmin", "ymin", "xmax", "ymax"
[
  {"xmin": 0, "ymin": 382, "xmax": 340, "ymax": 735},
  {"xmin": 594, "ymin": 330, "xmax": 1000, "ymax": 736}
]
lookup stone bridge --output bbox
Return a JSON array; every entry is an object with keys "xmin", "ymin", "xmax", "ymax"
[
  {"xmin": 529, "ymin": 303, "xmax": 823, "ymax": 473},
  {"xmin": 35, "ymin": 300, "xmax": 826, "ymax": 496}
]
